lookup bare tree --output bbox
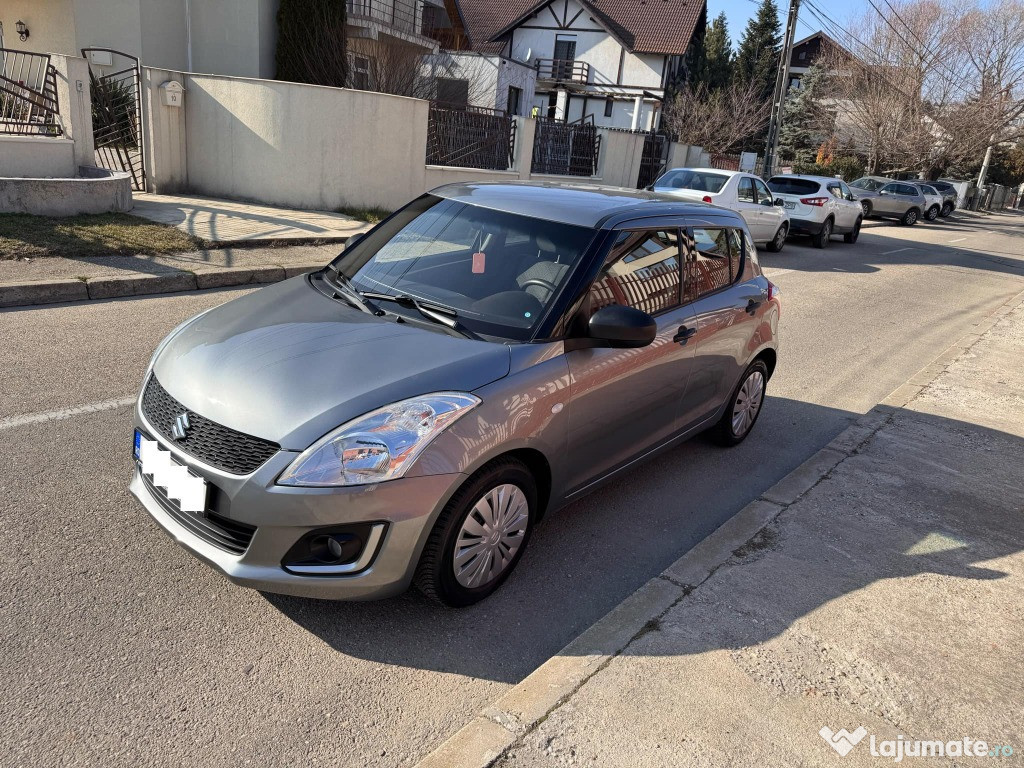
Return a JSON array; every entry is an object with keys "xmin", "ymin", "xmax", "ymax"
[
  {"xmin": 663, "ymin": 80, "xmax": 771, "ymax": 155},
  {"xmin": 353, "ymin": 43, "xmax": 494, "ymax": 108},
  {"xmin": 276, "ymin": 0, "xmax": 348, "ymax": 87}
]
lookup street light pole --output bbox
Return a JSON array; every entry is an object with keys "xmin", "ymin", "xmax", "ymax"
[{"xmin": 762, "ymin": 0, "xmax": 801, "ymax": 179}]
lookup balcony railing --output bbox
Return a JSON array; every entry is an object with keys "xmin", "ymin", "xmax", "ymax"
[
  {"xmin": 0, "ymin": 48, "xmax": 62, "ymax": 136},
  {"xmin": 347, "ymin": 0, "xmax": 435, "ymax": 39},
  {"xmin": 534, "ymin": 58, "xmax": 590, "ymax": 84}
]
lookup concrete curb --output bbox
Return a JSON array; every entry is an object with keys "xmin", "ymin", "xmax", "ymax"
[
  {"xmin": 0, "ymin": 263, "xmax": 326, "ymax": 309},
  {"xmin": 414, "ymin": 286, "xmax": 1024, "ymax": 768}
]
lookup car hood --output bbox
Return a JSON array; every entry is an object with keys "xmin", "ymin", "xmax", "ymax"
[{"xmin": 151, "ymin": 276, "xmax": 512, "ymax": 450}]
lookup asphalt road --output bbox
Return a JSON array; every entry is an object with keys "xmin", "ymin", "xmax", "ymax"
[{"xmin": 3, "ymin": 211, "xmax": 1023, "ymax": 767}]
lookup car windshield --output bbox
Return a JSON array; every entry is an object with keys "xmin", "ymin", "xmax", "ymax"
[
  {"xmin": 767, "ymin": 177, "xmax": 821, "ymax": 195},
  {"xmin": 653, "ymin": 169, "xmax": 729, "ymax": 194},
  {"xmin": 330, "ymin": 195, "xmax": 596, "ymax": 340},
  {"xmin": 851, "ymin": 177, "xmax": 886, "ymax": 191}
]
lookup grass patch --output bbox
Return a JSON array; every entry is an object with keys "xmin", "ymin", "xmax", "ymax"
[
  {"xmin": 337, "ymin": 206, "xmax": 392, "ymax": 224},
  {"xmin": 0, "ymin": 213, "xmax": 204, "ymax": 259}
]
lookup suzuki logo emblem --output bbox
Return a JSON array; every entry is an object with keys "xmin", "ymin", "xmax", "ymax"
[{"xmin": 171, "ymin": 412, "xmax": 191, "ymax": 441}]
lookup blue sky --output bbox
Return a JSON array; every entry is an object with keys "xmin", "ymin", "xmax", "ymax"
[{"xmin": 708, "ymin": 0, "xmax": 856, "ymax": 48}]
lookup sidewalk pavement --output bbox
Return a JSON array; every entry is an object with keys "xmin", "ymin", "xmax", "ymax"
[
  {"xmin": 130, "ymin": 193, "xmax": 368, "ymax": 245},
  {"xmin": 419, "ymin": 291, "xmax": 1024, "ymax": 768},
  {"xmin": 0, "ymin": 244, "xmax": 341, "ymax": 308}
]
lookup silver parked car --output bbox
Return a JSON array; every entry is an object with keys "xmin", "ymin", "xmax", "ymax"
[
  {"xmin": 131, "ymin": 183, "xmax": 781, "ymax": 607},
  {"xmin": 850, "ymin": 177, "xmax": 927, "ymax": 225},
  {"xmin": 766, "ymin": 175, "xmax": 863, "ymax": 248}
]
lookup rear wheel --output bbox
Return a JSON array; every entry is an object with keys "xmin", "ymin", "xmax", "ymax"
[
  {"xmin": 415, "ymin": 457, "xmax": 536, "ymax": 607},
  {"xmin": 811, "ymin": 218, "xmax": 833, "ymax": 249},
  {"xmin": 710, "ymin": 360, "xmax": 768, "ymax": 446},
  {"xmin": 901, "ymin": 208, "xmax": 920, "ymax": 226},
  {"xmin": 843, "ymin": 217, "xmax": 863, "ymax": 244},
  {"xmin": 765, "ymin": 224, "xmax": 788, "ymax": 252},
  {"xmin": 926, "ymin": 205, "xmax": 940, "ymax": 221},
  {"xmin": 941, "ymin": 202, "xmax": 954, "ymax": 217}
]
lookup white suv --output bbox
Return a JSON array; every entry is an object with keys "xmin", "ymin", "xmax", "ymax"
[{"xmin": 766, "ymin": 175, "xmax": 863, "ymax": 249}]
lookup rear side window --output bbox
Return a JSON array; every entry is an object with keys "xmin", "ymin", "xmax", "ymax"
[
  {"xmin": 653, "ymin": 169, "xmax": 728, "ymax": 193},
  {"xmin": 684, "ymin": 227, "xmax": 741, "ymax": 302},
  {"xmin": 827, "ymin": 182, "xmax": 844, "ymax": 198},
  {"xmin": 737, "ymin": 177, "xmax": 756, "ymax": 203},
  {"xmin": 768, "ymin": 177, "xmax": 820, "ymax": 195},
  {"xmin": 897, "ymin": 183, "xmax": 919, "ymax": 196},
  {"xmin": 590, "ymin": 229, "xmax": 682, "ymax": 316}
]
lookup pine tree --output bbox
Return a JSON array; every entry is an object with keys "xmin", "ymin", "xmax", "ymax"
[
  {"xmin": 276, "ymin": 0, "xmax": 348, "ymax": 87},
  {"xmin": 694, "ymin": 13, "xmax": 734, "ymax": 91},
  {"xmin": 777, "ymin": 64, "xmax": 833, "ymax": 166},
  {"xmin": 732, "ymin": 0, "xmax": 782, "ymax": 104}
]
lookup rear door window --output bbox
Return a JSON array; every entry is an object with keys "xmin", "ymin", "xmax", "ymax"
[
  {"xmin": 684, "ymin": 227, "xmax": 740, "ymax": 302},
  {"xmin": 737, "ymin": 177, "xmax": 756, "ymax": 203},
  {"xmin": 590, "ymin": 229, "xmax": 682, "ymax": 316}
]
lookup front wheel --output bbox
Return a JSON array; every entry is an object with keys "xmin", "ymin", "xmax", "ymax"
[
  {"xmin": 415, "ymin": 457, "xmax": 536, "ymax": 607},
  {"xmin": 926, "ymin": 205, "xmax": 940, "ymax": 221},
  {"xmin": 812, "ymin": 218, "xmax": 833, "ymax": 249},
  {"xmin": 710, "ymin": 360, "xmax": 768, "ymax": 446},
  {"xmin": 901, "ymin": 208, "xmax": 919, "ymax": 226},
  {"xmin": 844, "ymin": 217, "xmax": 863, "ymax": 244},
  {"xmin": 941, "ymin": 202, "xmax": 954, "ymax": 217},
  {"xmin": 765, "ymin": 224, "xmax": 788, "ymax": 252}
]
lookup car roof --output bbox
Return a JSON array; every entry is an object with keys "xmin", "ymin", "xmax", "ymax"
[
  {"xmin": 429, "ymin": 181, "xmax": 745, "ymax": 229},
  {"xmin": 660, "ymin": 167, "xmax": 742, "ymax": 177},
  {"xmin": 768, "ymin": 174, "xmax": 840, "ymax": 185}
]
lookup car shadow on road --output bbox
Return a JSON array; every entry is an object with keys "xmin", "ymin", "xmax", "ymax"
[{"xmin": 262, "ymin": 398, "xmax": 1022, "ymax": 687}]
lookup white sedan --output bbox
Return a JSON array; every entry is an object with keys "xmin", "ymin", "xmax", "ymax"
[{"xmin": 651, "ymin": 167, "xmax": 790, "ymax": 252}]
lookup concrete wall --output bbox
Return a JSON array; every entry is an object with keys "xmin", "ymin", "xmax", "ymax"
[
  {"xmin": 139, "ymin": 0, "xmax": 188, "ymax": 71},
  {"xmin": 421, "ymin": 52, "xmax": 536, "ymax": 114},
  {"xmin": 0, "ymin": 136, "xmax": 76, "ymax": 178},
  {"xmin": 0, "ymin": 167, "xmax": 132, "ymax": 214},
  {"xmin": 182, "ymin": 73, "xmax": 429, "ymax": 210},
  {"xmin": 142, "ymin": 67, "xmax": 188, "ymax": 193},
  {"xmin": 1, "ymin": 0, "xmax": 78, "ymax": 56},
  {"xmin": 49, "ymin": 54, "xmax": 95, "ymax": 169}
]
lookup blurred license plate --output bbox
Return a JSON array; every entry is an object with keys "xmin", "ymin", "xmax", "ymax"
[
  {"xmin": 135, "ymin": 430, "xmax": 207, "ymax": 513},
  {"xmin": 784, "ymin": 201, "xmax": 796, "ymax": 210}
]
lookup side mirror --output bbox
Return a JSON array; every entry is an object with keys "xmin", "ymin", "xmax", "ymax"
[
  {"xmin": 589, "ymin": 305, "xmax": 657, "ymax": 348},
  {"xmin": 846, "ymin": 194, "xmax": 856, "ymax": 201},
  {"xmin": 774, "ymin": 198, "xmax": 785, "ymax": 206}
]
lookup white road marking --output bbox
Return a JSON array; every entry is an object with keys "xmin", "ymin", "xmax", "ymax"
[
  {"xmin": 882, "ymin": 247, "xmax": 915, "ymax": 255},
  {"xmin": 0, "ymin": 396, "xmax": 136, "ymax": 432},
  {"xmin": 948, "ymin": 237, "xmax": 967, "ymax": 243},
  {"xmin": 763, "ymin": 268, "xmax": 795, "ymax": 278}
]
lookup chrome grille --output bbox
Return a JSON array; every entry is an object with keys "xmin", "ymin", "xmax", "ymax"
[{"xmin": 141, "ymin": 376, "xmax": 279, "ymax": 475}]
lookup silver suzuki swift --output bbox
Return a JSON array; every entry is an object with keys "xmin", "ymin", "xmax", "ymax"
[{"xmin": 131, "ymin": 183, "xmax": 780, "ymax": 606}]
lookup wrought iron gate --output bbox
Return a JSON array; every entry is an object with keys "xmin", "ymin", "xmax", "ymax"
[
  {"xmin": 637, "ymin": 132, "xmax": 669, "ymax": 188},
  {"xmin": 532, "ymin": 117, "xmax": 600, "ymax": 177},
  {"xmin": 82, "ymin": 48, "xmax": 146, "ymax": 191}
]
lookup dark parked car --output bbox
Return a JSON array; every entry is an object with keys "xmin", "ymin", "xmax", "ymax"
[{"xmin": 131, "ymin": 183, "xmax": 781, "ymax": 606}]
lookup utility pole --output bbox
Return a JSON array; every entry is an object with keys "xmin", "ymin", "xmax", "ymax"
[{"xmin": 762, "ymin": 0, "xmax": 801, "ymax": 178}]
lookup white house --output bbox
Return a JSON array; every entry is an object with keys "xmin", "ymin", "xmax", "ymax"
[{"xmin": 447, "ymin": 0, "xmax": 705, "ymax": 130}]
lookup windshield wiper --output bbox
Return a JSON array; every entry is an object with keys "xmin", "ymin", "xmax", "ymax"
[
  {"xmin": 323, "ymin": 266, "xmax": 383, "ymax": 316},
  {"xmin": 361, "ymin": 292, "xmax": 481, "ymax": 340}
]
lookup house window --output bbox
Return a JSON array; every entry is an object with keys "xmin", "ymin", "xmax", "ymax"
[
  {"xmin": 604, "ymin": 98, "xmax": 613, "ymax": 117},
  {"xmin": 507, "ymin": 86, "xmax": 523, "ymax": 115},
  {"xmin": 436, "ymin": 77, "xmax": 469, "ymax": 108},
  {"xmin": 789, "ymin": 77, "xmax": 801, "ymax": 89},
  {"xmin": 798, "ymin": 50, "xmax": 806, "ymax": 60},
  {"xmin": 351, "ymin": 56, "xmax": 372, "ymax": 90}
]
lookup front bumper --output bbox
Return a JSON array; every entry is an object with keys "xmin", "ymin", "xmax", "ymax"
[
  {"xmin": 130, "ymin": 410, "xmax": 466, "ymax": 600},
  {"xmin": 787, "ymin": 217, "xmax": 827, "ymax": 236}
]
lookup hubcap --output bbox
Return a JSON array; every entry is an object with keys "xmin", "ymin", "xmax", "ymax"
[
  {"xmin": 732, "ymin": 371, "xmax": 765, "ymax": 437},
  {"xmin": 862, "ymin": 202, "xmax": 870, "ymax": 216},
  {"xmin": 453, "ymin": 484, "xmax": 529, "ymax": 588},
  {"xmin": 908, "ymin": 212, "xmax": 917, "ymax": 224},
  {"xmin": 775, "ymin": 228, "xmax": 786, "ymax": 248}
]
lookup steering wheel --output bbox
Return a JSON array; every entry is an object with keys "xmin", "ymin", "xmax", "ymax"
[{"xmin": 521, "ymin": 277, "xmax": 558, "ymax": 295}]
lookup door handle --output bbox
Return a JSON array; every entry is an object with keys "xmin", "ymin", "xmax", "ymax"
[{"xmin": 673, "ymin": 325, "xmax": 697, "ymax": 345}]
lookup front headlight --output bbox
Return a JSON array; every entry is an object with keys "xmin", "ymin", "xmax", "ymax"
[{"xmin": 277, "ymin": 392, "xmax": 481, "ymax": 487}]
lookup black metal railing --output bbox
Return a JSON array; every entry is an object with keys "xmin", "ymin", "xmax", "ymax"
[
  {"xmin": 531, "ymin": 117, "xmax": 600, "ymax": 177},
  {"xmin": 426, "ymin": 104, "xmax": 516, "ymax": 171},
  {"xmin": 534, "ymin": 59, "xmax": 590, "ymax": 84},
  {"xmin": 346, "ymin": 0, "xmax": 434, "ymax": 38},
  {"xmin": 0, "ymin": 48, "xmax": 62, "ymax": 136},
  {"xmin": 638, "ymin": 132, "xmax": 669, "ymax": 188}
]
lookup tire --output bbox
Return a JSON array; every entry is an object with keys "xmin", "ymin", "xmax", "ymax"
[
  {"xmin": 415, "ymin": 457, "xmax": 536, "ymax": 607},
  {"xmin": 900, "ymin": 208, "xmax": 920, "ymax": 226},
  {"xmin": 941, "ymin": 202, "xmax": 954, "ymax": 217},
  {"xmin": 861, "ymin": 200, "xmax": 872, "ymax": 218},
  {"xmin": 710, "ymin": 360, "xmax": 769, "ymax": 447},
  {"xmin": 926, "ymin": 205, "xmax": 940, "ymax": 221},
  {"xmin": 843, "ymin": 217, "xmax": 863, "ymax": 244},
  {"xmin": 765, "ymin": 224, "xmax": 788, "ymax": 252},
  {"xmin": 811, "ymin": 217, "xmax": 833, "ymax": 249}
]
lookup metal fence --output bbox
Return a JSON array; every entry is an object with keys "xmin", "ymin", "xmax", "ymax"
[
  {"xmin": 531, "ymin": 117, "xmax": 600, "ymax": 177},
  {"xmin": 592, "ymin": 262, "xmax": 679, "ymax": 316},
  {"xmin": 346, "ymin": 0, "xmax": 434, "ymax": 37},
  {"xmin": 0, "ymin": 48, "xmax": 62, "ymax": 136},
  {"xmin": 637, "ymin": 133, "xmax": 669, "ymax": 188},
  {"xmin": 710, "ymin": 152, "xmax": 765, "ymax": 177},
  {"xmin": 426, "ymin": 104, "xmax": 516, "ymax": 171},
  {"xmin": 83, "ymin": 48, "xmax": 146, "ymax": 191}
]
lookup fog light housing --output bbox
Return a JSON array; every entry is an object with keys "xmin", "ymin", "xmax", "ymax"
[{"xmin": 282, "ymin": 522, "xmax": 386, "ymax": 576}]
